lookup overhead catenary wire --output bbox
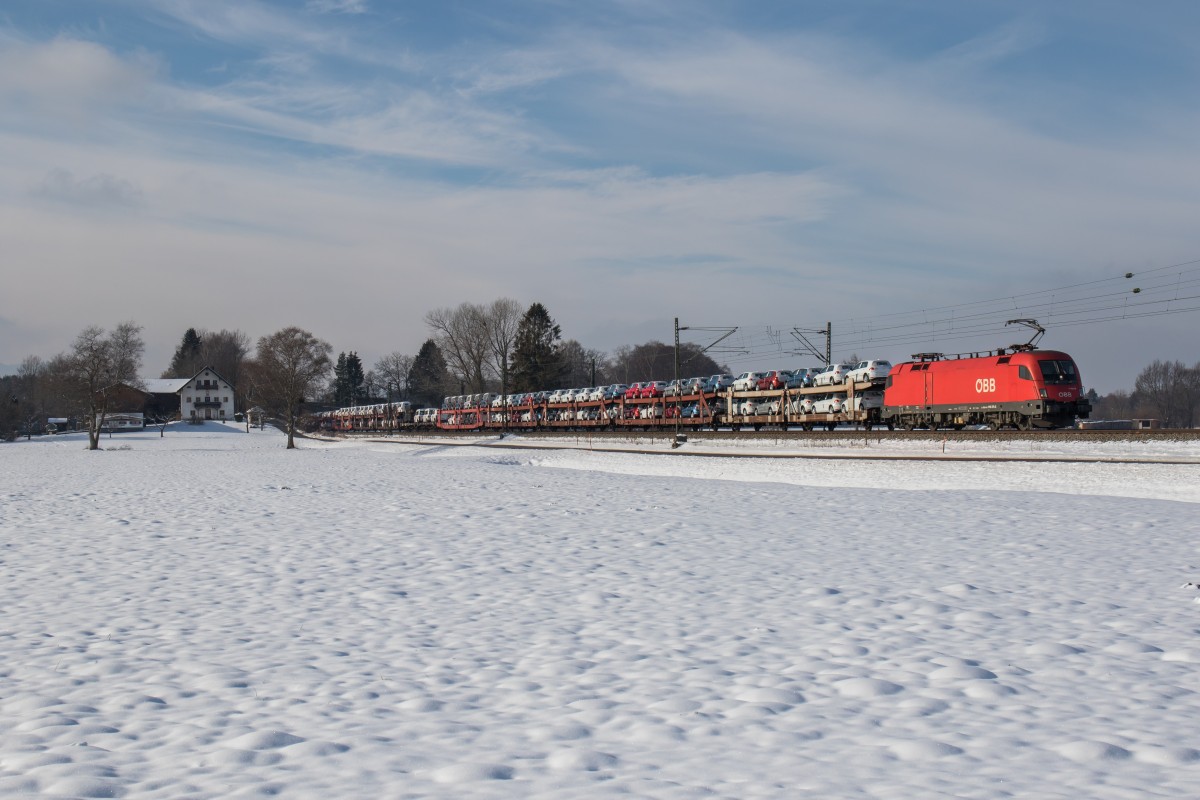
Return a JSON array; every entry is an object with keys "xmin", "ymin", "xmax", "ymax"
[{"xmin": 679, "ymin": 258, "xmax": 1200, "ymax": 367}]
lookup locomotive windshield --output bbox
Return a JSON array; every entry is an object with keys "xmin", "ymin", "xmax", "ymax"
[{"xmin": 1038, "ymin": 359, "xmax": 1078, "ymax": 385}]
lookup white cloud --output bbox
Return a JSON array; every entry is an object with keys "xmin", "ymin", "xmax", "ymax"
[
  {"xmin": 0, "ymin": 37, "xmax": 158, "ymax": 120},
  {"xmin": 159, "ymin": 80, "xmax": 553, "ymax": 166},
  {"xmin": 146, "ymin": 0, "xmax": 410, "ymax": 70},
  {"xmin": 306, "ymin": 0, "xmax": 368, "ymax": 13},
  {"xmin": 31, "ymin": 168, "xmax": 144, "ymax": 207},
  {"xmin": 927, "ymin": 17, "xmax": 1048, "ymax": 72},
  {"xmin": 595, "ymin": 30, "xmax": 1200, "ymax": 262}
]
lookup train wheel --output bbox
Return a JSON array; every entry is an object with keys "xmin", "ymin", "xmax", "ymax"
[
  {"xmin": 825, "ymin": 423, "xmax": 837, "ymax": 432},
  {"xmin": 1016, "ymin": 416, "xmax": 1032, "ymax": 431},
  {"xmin": 903, "ymin": 419, "xmax": 916, "ymax": 432}
]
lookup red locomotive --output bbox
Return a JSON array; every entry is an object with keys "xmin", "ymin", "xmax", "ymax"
[{"xmin": 882, "ymin": 321, "xmax": 1091, "ymax": 430}]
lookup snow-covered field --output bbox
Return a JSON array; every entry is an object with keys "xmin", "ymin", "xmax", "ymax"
[{"xmin": 2, "ymin": 423, "xmax": 1199, "ymax": 799}]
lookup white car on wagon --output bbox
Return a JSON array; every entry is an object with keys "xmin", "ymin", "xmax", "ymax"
[
  {"xmin": 845, "ymin": 360, "xmax": 893, "ymax": 384},
  {"xmin": 811, "ymin": 394, "xmax": 846, "ymax": 414},
  {"xmin": 812, "ymin": 364, "xmax": 850, "ymax": 386},
  {"xmin": 732, "ymin": 372, "xmax": 765, "ymax": 392}
]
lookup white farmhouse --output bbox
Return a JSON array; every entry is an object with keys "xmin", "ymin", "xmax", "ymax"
[
  {"xmin": 142, "ymin": 367, "xmax": 237, "ymax": 422},
  {"xmin": 181, "ymin": 367, "xmax": 236, "ymax": 421}
]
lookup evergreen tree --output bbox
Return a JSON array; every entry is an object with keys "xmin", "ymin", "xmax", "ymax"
[
  {"xmin": 333, "ymin": 352, "xmax": 349, "ymax": 405},
  {"xmin": 345, "ymin": 351, "xmax": 367, "ymax": 404},
  {"xmin": 165, "ymin": 328, "xmax": 203, "ymax": 378},
  {"xmin": 511, "ymin": 302, "xmax": 563, "ymax": 391},
  {"xmin": 409, "ymin": 339, "xmax": 450, "ymax": 407}
]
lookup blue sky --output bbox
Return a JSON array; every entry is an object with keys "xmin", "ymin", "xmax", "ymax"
[{"xmin": 2, "ymin": 0, "xmax": 1198, "ymax": 391}]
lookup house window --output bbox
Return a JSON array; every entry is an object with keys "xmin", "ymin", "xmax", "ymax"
[{"xmin": 224, "ymin": 397, "xmax": 229, "ymax": 403}]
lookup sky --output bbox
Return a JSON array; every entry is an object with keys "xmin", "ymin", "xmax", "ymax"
[{"xmin": 1, "ymin": 0, "xmax": 1198, "ymax": 392}]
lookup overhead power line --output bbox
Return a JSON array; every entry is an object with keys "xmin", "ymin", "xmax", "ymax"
[{"xmin": 679, "ymin": 258, "xmax": 1200, "ymax": 366}]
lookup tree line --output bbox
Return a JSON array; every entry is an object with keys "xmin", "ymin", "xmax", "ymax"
[
  {"xmin": 1087, "ymin": 360, "xmax": 1200, "ymax": 428},
  {"xmin": 0, "ymin": 323, "xmax": 331, "ymax": 449},
  {"xmin": 0, "ymin": 298, "xmax": 729, "ymax": 447}
]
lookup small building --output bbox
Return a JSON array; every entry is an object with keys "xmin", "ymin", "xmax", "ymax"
[
  {"xmin": 1077, "ymin": 418, "xmax": 1161, "ymax": 430},
  {"xmin": 246, "ymin": 405, "xmax": 268, "ymax": 429},
  {"xmin": 92, "ymin": 383, "xmax": 154, "ymax": 431},
  {"xmin": 97, "ymin": 412, "xmax": 145, "ymax": 432}
]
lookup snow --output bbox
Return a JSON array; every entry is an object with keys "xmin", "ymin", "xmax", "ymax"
[
  {"xmin": 2, "ymin": 423, "xmax": 1200, "ymax": 798},
  {"xmin": 138, "ymin": 378, "xmax": 190, "ymax": 396}
]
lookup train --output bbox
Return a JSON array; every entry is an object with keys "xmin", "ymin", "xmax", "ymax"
[{"xmin": 311, "ymin": 323, "xmax": 1092, "ymax": 435}]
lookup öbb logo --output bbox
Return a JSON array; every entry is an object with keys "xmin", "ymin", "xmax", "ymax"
[{"xmin": 975, "ymin": 378, "xmax": 996, "ymax": 393}]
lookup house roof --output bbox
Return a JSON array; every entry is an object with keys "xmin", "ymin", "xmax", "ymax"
[
  {"xmin": 139, "ymin": 367, "xmax": 236, "ymax": 396},
  {"xmin": 187, "ymin": 366, "xmax": 235, "ymax": 388},
  {"xmin": 141, "ymin": 377, "xmax": 191, "ymax": 395}
]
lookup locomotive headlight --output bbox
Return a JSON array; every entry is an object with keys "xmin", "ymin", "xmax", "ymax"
[{"xmin": 1039, "ymin": 389, "xmax": 1048, "ymax": 399}]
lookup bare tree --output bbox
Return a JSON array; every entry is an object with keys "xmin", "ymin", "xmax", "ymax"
[
  {"xmin": 362, "ymin": 370, "xmax": 381, "ymax": 402},
  {"xmin": 558, "ymin": 339, "xmax": 599, "ymax": 387},
  {"xmin": 1134, "ymin": 360, "xmax": 1183, "ymax": 427},
  {"xmin": 426, "ymin": 303, "xmax": 490, "ymax": 393},
  {"xmin": 1179, "ymin": 362, "xmax": 1200, "ymax": 429},
  {"xmin": 16, "ymin": 355, "xmax": 45, "ymax": 440},
  {"xmin": 374, "ymin": 352, "xmax": 414, "ymax": 400},
  {"xmin": 1, "ymin": 374, "xmax": 18, "ymax": 441},
  {"xmin": 202, "ymin": 329, "xmax": 251, "ymax": 397},
  {"xmin": 148, "ymin": 410, "xmax": 179, "ymax": 438},
  {"xmin": 609, "ymin": 341, "xmax": 724, "ymax": 383},
  {"xmin": 1091, "ymin": 389, "xmax": 1135, "ymax": 421},
  {"xmin": 62, "ymin": 322, "xmax": 145, "ymax": 450},
  {"xmin": 251, "ymin": 327, "xmax": 332, "ymax": 449},
  {"xmin": 483, "ymin": 298, "xmax": 523, "ymax": 406},
  {"xmin": 39, "ymin": 353, "xmax": 80, "ymax": 424}
]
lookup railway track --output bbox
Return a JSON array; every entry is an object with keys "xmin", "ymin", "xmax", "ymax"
[
  {"xmin": 326, "ymin": 427, "xmax": 1200, "ymax": 443},
  {"xmin": 310, "ymin": 426, "xmax": 1200, "ymax": 465}
]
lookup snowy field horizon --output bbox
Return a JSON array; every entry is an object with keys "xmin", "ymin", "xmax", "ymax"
[{"xmin": 3, "ymin": 422, "xmax": 1200, "ymax": 798}]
